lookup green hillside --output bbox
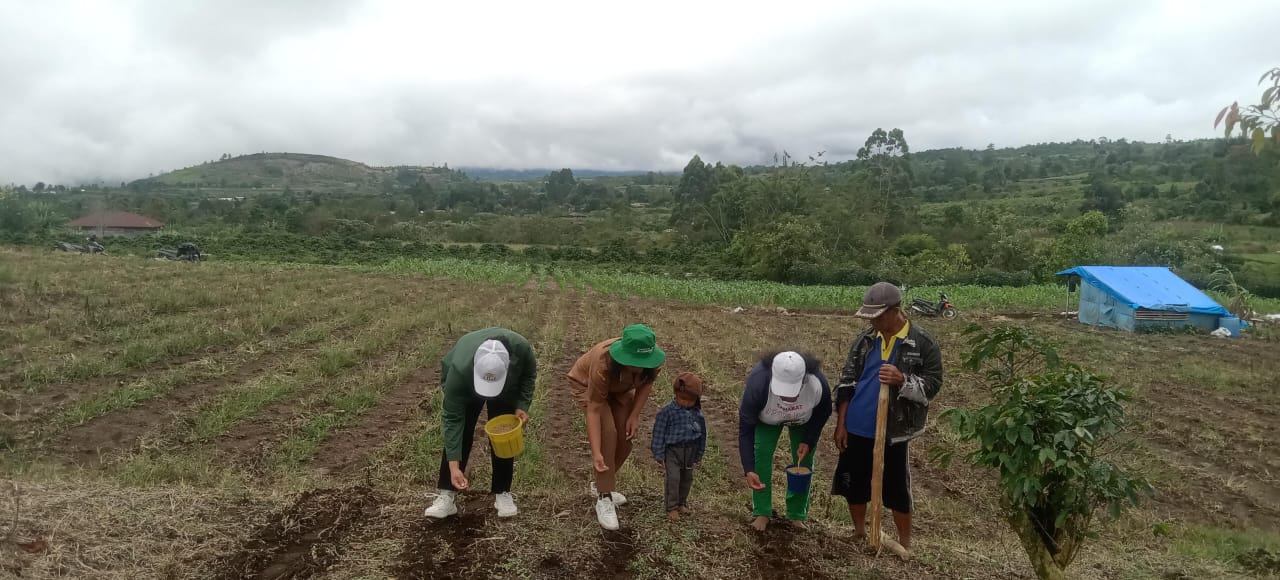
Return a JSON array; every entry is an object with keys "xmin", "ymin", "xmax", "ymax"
[
  {"xmin": 136, "ymin": 153, "xmax": 456, "ymax": 194},
  {"xmin": 6, "ymin": 134, "xmax": 1278, "ymax": 299}
]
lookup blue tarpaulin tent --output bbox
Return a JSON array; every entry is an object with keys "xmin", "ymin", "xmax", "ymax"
[{"xmin": 1056, "ymin": 266, "xmax": 1242, "ymax": 336}]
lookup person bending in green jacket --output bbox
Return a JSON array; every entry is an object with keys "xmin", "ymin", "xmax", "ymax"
[{"xmin": 423, "ymin": 328, "xmax": 537, "ymax": 519}]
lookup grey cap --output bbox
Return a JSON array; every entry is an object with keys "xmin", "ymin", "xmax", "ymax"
[{"xmin": 855, "ymin": 282, "xmax": 902, "ymax": 319}]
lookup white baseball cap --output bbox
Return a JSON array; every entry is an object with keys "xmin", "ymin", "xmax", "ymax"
[
  {"xmin": 473, "ymin": 340, "xmax": 510, "ymax": 398},
  {"xmin": 769, "ymin": 351, "xmax": 806, "ymax": 398}
]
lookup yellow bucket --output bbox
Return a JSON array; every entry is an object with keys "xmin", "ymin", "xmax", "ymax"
[{"xmin": 484, "ymin": 414, "xmax": 525, "ymax": 459}]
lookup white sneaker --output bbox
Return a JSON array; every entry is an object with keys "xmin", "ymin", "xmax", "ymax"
[
  {"xmin": 494, "ymin": 492, "xmax": 518, "ymax": 518},
  {"xmin": 595, "ymin": 496, "xmax": 620, "ymax": 530},
  {"xmin": 423, "ymin": 490, "xmax": 458, "ymax": 519},
  {"xmin": 590, "ymin": 482, "xmax": 627, "ymax": 506}
]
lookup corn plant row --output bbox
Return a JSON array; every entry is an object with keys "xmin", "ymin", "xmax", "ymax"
[{"xmin": 328, "ymin": 256, "xmax": 1280, "ymax": 313}]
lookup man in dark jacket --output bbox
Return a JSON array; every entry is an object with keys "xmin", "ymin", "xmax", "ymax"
[{"xmin": 831, "ymin": 282, "xmax": 943, "ymax": 555}]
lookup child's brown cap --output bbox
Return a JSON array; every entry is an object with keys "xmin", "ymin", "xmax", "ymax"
[{"xmin": 674, "ymin": 372, "xmax": 704, "ymax": 399}]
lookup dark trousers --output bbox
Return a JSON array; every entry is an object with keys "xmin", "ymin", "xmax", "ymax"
[
  {"xmin": 436, "ymin": 397, "xmax": 516, "ymax": 494},
  {"xmin": 663, "ymin": 443, "xmax": 697, "ymax": 511},
  {"xmin": 831, "ymin": 435, "xmax": 912, "ymax": 514}
]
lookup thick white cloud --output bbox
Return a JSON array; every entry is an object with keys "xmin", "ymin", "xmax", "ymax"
[{"xmin": 1, "ymin": 0, "xmax": 1275, "ymax": 184}]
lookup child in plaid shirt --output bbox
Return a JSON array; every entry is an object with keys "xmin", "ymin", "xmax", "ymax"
[{"xmin": 651, "ymin": 372, "xmax": 707, "ymax": 521}]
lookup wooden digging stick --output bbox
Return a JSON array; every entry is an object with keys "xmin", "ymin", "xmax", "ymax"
[
  {"xmin": 869, "ymin": 378, "xmax": 910, "ymax": 558},
  {"xmin": 868, "ymin": 379, "xmax": 890, "ymax": 552}
]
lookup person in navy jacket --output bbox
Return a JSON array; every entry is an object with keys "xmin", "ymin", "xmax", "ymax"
[{"xmin": 738, "ymin": 351, "xmax": 832, "ymax": 531}]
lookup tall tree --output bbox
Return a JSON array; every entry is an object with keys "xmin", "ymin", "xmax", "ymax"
[
  {"xmin": 406, "ymin": 177, "xmax": 437, "ymax": 211},
  {"xmin": 674, "ymin": 155, "xmax": 715, "ymax": 209},
  {"xmin": 1080, "ymin": 175, "xmax": 1125, "ymax": 218},
  {"xmin": 856, "ymin": 128, "xmax": 913, "ymax": 237},
  {"xmin": 670, "ymin": 155, "xmax": 735, "ymax": 241},
  {"xmin": 544, "ymin": 169, "xmax": 577, "ymax": 203}
]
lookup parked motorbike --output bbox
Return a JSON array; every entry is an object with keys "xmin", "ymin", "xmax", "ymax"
[
  {"xmin": 910, "ymin": 292, "xmax": 958, "ymax": 319},
  {"xmin": 157, "ymin": 242, "xmax": 205, "ymax": 261},
  {"xmin": 52, "ymin": 240, "xmax": 105, "ymax": 254}
]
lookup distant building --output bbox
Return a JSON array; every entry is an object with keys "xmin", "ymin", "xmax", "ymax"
[{"xmin": 65, "ymin": 211, "xmax": 164, "ymax": 237}]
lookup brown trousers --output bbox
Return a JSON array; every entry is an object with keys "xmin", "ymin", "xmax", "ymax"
[{"xmin": 573, "ymin": 383, "xmax": 635, "ymax": 494}]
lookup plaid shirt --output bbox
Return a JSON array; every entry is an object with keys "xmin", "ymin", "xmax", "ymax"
[{"xmin": 651, "ymin": 401, "xmax": 707, "ymax": 463}]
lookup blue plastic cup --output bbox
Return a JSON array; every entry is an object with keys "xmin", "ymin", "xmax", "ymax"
[{"xmin": 785, "ymin": 464, "xmax": 813, "ymax": 494}]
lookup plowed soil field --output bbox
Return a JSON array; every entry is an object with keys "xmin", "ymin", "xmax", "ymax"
[{"xmin": 2, "ymin": 249, "xmax": 1278, "ymax": 579}]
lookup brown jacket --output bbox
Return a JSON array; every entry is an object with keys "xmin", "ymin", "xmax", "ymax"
[{"xmin": 569, "ymin": 338, "xmax": 661, "ymax": 406}]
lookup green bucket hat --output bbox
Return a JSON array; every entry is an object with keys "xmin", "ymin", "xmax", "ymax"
[{"xmin": 609, "ymin": 324, "xmax": 666, "ymax": 369}]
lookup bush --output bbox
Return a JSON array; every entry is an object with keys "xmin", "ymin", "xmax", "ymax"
[
  {"xmin": 946, "ymin": 268, "xmax": 1038, "ymax": 287},
  {"xmin": 784, "ymin": 264, "xmax": 879, "ymax": 286},
  {"xmin": 935, "ymin": 325, "xmax": 1150, "ymax": 580},
  {"xmin": 1135, "ymin": 324, "xmax": 1202, "ymax": 335}
]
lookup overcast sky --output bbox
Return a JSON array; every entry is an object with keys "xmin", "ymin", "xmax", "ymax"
[{"xmin": 2, "ymin": 0, "xmax": 1276, "ymax": 185}]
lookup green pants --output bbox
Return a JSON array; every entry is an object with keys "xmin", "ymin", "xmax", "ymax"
[{"xmin": 752, "ymin": 423, "xmax": 815, "ymax": 520}]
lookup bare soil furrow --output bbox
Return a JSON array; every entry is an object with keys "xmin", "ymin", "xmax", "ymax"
[
  {"xmin": 50, "ymin": 345, "xmax": 309, "ymax": 465},
  {"xmin": 206, "ymin": 486, "xmax": 380, "ymax": 580},
  {"xmin": 310, "ymin": 365, "xmax": 441, "ymax": 476},
  {"xmin": 9, "ymin": 278, "xmax": 377, "ymax": 423},
  {"xmin": 541, "ymin": 286, "xmax": 589, "ymax": 482},
  {"xmin": 44, "ymin": 296, "xmax": 385, "ymax": 465},
  {"xmin": 212, "ymin": 324, "xmax": 438, "ymax": 467}
]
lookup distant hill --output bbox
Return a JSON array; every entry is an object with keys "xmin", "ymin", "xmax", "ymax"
[
  {"xmin": 132, "ymin": 153, "xmax": 667, "ymax": 193},
  {"xmin": 458, "ymin": 167, "xmax": 659, "ymax": 181},
  {"xmin": 134, "ymin": 153, "xmax": 457, "ymax": 193}
]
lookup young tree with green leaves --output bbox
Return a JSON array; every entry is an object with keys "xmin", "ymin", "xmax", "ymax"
[
  {"xmin": 933, "ymin": 326, "xmax": 1150, "ymax": 580},
  {"xmin": 1047, "ymin": 211, "xmax": 1109, "ymax": 272}
]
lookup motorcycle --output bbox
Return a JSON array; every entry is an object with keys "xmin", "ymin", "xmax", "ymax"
[
  {"xmin": 910, "ymin": 292, "xmax": 958, "ymax": 319},
  {"xmin": 52, "ymin": 240, "xmax": 106, "ymax": 254},
  {"xmin": 157, "ymin": 243, "xmax": 205, "ymax": 261}
]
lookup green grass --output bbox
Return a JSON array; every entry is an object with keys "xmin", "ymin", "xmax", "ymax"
[
  {"xmin": 565, "ymin": 270, "xmax": 1069, "ymax": 310},
  {"xmin": 112, "ymin": 449, "xmax": 248, "ymax": 488},
  {"xmin": 178, "ymin": 304, "xmax": 441, "ymax": 444},
  {"xmin": 46, "ymin": 314, "xmax": 358, "ymax": 432},
  {"xmin": 378, "ymin": 256, "xmax": 535, "ymax": 284},
  {"xmin": 395, "ymin": 387, "xmax": 447, "ymax": 479},
  {"xmin": 1174, "ymin": 525, "xmax": 1280, "ymax": 576},
  {"xmin": 317, "ymin": 348, "xmax": 360, "ymax": 377},
  {"xmin": 369, "ymin": 256, "xmax": 1280, "ymax": 314},
  {"xmin": 187, "ymin": 377, "xmax": 294, "ymax": 441},
  {"xmin": 267, "ymin": 288, "xmax": 540, "ymax": 478},
  {"xmin": 267, "ymin": 348, "xmax": 443, "ymax": 471},
  {"xmin": 18, "ymin": 273, "xmax": 368, "ymax": 388},
  {"xmin": 512, "ymin": 288, "xmax": 570, "ymax": 490},
  {"xmin": 1242, "ymin": 253, "xmax": 1280, "ymax": 265}
]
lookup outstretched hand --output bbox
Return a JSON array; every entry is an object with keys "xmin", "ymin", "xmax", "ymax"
[
  {"xmin": 450, "ymin": 467, "xmax": 469, "ymax": 491},
  {"xmin": 745, "ymin": 472, "xmax": 766, "ymax": 491},
  {"xmin": 594, "ymin": 453, "xmax": 610, "ymax": 473}
]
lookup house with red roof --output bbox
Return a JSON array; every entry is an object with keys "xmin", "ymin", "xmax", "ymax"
[{"xmin": 65, "ymin": 211, "xmax": 164, "ymax": 237}]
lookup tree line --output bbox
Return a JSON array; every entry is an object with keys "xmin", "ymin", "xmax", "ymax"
[{"xmin": 3, "ymin": 130, "xmax": 1277, "ymax": 296}]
